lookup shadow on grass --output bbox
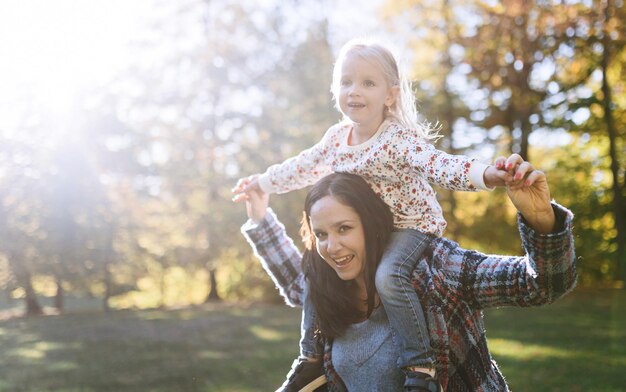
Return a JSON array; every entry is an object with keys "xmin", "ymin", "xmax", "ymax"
[{"xmin": 0, "ymin": 302, "xmax": 302, "ymax": 392}]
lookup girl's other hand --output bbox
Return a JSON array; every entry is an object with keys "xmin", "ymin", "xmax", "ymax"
[
  {"xmin": 232, "ymin": 175, "xmax": 260, "ymax": 202},
  {"xmin": 232, "ymin": 175, "xmax": 268, "ymax": 223}
]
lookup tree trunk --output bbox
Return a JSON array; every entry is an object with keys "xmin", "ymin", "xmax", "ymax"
[
  {"xmin": 601, "ymin": 0, "xmax": 626, "ymax": 284},
  {"xmin": 23, "ymin": 272, "xmax": 43, "ymax": 316},
  {"xmin": 103, "ymin": 259, "xmax": 111, "ymax": 312},
  {"xmin": 159, "ymin": 263, "xmax": 167, "ymax": 309},
  {"xmin": 519, "ymin": 115, "xmax": 531, "ymax": 161},
  {"xmin": 205, "ymin": 267, "xmax": 220, "ymax": 302},
  {"xmin": 102, "ymin": 224, "xmax": 113, "ymax": 312},
  {"xmin": 54, "ymin": 277, "xmax": 64, "ymax": 312}
]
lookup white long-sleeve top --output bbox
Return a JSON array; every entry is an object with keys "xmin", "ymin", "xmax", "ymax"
[{"xmin": 258, "ymin": 120, "xmax": 491, "ymax": 236}]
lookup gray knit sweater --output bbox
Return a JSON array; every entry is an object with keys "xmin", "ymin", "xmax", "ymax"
[{"xmin": 332, "ymin": 306, "xmax": 404, "ymax": 391}]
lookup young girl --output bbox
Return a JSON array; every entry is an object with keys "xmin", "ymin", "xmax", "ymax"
[{"xmin": 233, "ymin": 37, "xmax": 508, "ymax": 392}]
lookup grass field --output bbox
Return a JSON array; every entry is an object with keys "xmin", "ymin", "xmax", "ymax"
[{"xmin": 0, "ymin": 288, "xmax": 624, "ymax": 392}]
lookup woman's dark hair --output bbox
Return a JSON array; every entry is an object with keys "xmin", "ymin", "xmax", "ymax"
[{"xmin": 300, "ymin": 173, "xmax": 394, "ymax": 339}]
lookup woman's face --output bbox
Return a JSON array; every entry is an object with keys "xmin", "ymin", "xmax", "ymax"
[{"xmin": 309, "ymin": 195, "xmax": 367, "ymax": 285}]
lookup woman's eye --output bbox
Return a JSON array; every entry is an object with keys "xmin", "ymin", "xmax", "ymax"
[
  {"xmin": 315, "ymin": 232, "xmax": 327, "ymax": 239},
  {"xmin": 338, "ymin": 225, "xmax": 351, "ymax": 233}
]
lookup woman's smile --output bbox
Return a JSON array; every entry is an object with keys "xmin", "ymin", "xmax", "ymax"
[
  {"xmin": 332, "ymin": 254, "xmax": 354, "ymax": 268},
  {"xmin": 309, "ymin": 195, "xmax": 367, "ymax": 285}
]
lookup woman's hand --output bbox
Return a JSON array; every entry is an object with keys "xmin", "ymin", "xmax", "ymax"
[
  {"xmin": 232, "ymin": 175, "xmax": 269, "ymax": 223},
  {"xmin": 494, "ymin": 154, "xmax": 556, "ymax": 234}
]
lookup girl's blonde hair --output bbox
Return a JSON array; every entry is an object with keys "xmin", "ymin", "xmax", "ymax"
[{"xmin": 330, "ymin": 38, "xmax": 439, "ymax": 140}]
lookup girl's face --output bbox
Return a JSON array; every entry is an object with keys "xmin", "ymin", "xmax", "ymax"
[
  {"xmin": 338, "ymin": 53, "xmax": 398, "ymax": 135},
  {"xmin": 309, "ymin": 195, "xmax": 367, "ymax": 287}
]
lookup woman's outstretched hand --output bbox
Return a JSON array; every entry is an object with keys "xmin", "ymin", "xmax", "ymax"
[
  {"xmin": 494, "ymin": 154, "xmax": 556, "ymax": 234},
  {"xmin": 232, "ymin": 175, "xmax": 269, "ymax": 223}
]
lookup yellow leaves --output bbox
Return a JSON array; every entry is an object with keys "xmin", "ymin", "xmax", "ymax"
[
  {"xmin": 490, "ymin": 3, "xmax": 505, "ymax": 15},
  {"xmin": 113, "ymin": 266, "xmax": 210, "ymax": 309},
  {"xmin": 592, "ymin": 213, "xmax": 617, "ymax": 242},
  {"xmin": 378, "ymin": 0, "xmax": 415, "ymax": 18},
  {"xmin": 569, "ymin": 59, "xmax": 583, "ymax": 76},
  {"xmin": 591, "ymin": 103, "xmax": 605, "ymax": 118},
  {"xmin": 491, "ymin": 74, "xmax": 503, "ymax": 88}
]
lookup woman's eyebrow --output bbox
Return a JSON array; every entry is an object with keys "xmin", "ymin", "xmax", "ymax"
[
  {"xmin": 312, "ymin": 219, "xmax": 356, "ymax": 231},
  {"xmin": 330, "ymin": 219, "xmax": 356, "ymax": 228}
]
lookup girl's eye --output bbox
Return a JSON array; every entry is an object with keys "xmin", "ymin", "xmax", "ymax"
[
  {"xmin": 340, "ymin": 79, "xmax": 351, "ymax": 86},
  {"xmin": 364, "ymin": 80, "xmax": 375, "ymax": 87}
]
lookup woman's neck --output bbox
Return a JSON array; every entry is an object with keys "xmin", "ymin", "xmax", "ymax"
[{"xmin": 354, "ymin": 278, "xmax": 379, "ymax": 314}]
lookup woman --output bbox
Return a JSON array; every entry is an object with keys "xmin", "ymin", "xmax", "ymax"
[{"xmin": 238, "ymin": 156, "xmax": 576, "ymax": 391}]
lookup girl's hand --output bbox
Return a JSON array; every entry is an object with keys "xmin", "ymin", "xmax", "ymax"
[
  {"xmin": 232, "ymin": 174, "xmax": 260, "ymax": 195},
  {"xmin": 232, "ymin": 175, "xmax": 261, "ymax": 202},
  {"xmin": 232, "ymin": 175, "xmax": 269, "ymax": 223},
  {"xmin": 483, "ymin": 165, "xmax": 513, "ymax": 188},
  {"xmin": 494, "ymin": 154, "xmax": 555, "ymax": 234}
]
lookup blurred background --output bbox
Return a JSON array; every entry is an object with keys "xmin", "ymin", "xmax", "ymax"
[{"xmin": 0, "ymin": 0, "xmax": 624, "ymax": 391}]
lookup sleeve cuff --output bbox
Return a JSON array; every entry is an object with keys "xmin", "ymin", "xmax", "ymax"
[
  {"xmin": 241, "ymin": 208, "xmax": 272, "ymax": 231},
  {"xmin": 258, "ymin": 173, "xmax": 276, "ymax": 194},
  {"xmin": 469, "ymin": 162, "xmax": 494, "ymax": 191},
  {"xmin": 241, "ymin": 208, "xmax": 281, "ymax": 244},
  {"xmin": 518, "ymin": 202, "xmax": 573, "ymax": 251}
]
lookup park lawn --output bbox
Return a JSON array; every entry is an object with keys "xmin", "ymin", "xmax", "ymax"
[
  {"xmin": 0, "ymin": 302, "xmax": 302, "ymax": 392},
  {"xmin": 0, "ymin": 288, "xmax": 624, "ymax": 392},
  {"xmin": 484, "ymin": 288, "xmax": 625, "ymax": 392}
]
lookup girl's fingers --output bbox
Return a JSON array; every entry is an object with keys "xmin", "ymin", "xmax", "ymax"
[
  {"xmin": 494, "ymin": 156, "xmax": 507, "ymax": 170},
  {"xmin": 232, "ymin": 175, "xmax": 257, "ymax": 193},
  {"xmin": 232, "ymin": 179, "xmax": 248, "ymax": 193},
  {"xmin": 231, "ymin": 193, "xmax": 249, "ymax": 203},
  {"xmin": 513, "ymin": 161, "xmax": 534, "ymax": 181},
  {"xmin": 507, "ymin": 169, "xmax": 544, "ymax": 190},
  {"xmin": 494, "ymin": 168, "xmax": 513, "ymax": 183},
  {"xmin": 523, "ymin": 169, "xmax": 544, "ymax": 186},
  {"xmin": 504, "ymin": 153, "xmax": 523, "ymax": 173}
]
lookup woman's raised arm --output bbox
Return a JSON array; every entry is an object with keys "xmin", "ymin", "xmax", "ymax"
[
  {"xmin": 234, "ymin": 176, "xmax": 307, "ymax": 307},
  {"xmin": 442, "ymin": 155, "xmax": 576, "ymax": 309}
]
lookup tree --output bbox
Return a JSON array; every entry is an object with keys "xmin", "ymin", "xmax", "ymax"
[
  {"xmin": 381, "ymin": 0, "xmax": 625, "ymax": 284},
  {"xmin": 544, "ymin": 0, "xmax": 625, "ymax": 283},
  {"xmin": 87, "ymin": 0, "xmax": 339, "ymax": 305},
  {"xmin": 0, "ymin": 147, "xmax": 45, "ymax": 315},
  {"xmin": 597, "ymin": 0, "xmax": 626, "ymax": 282}
]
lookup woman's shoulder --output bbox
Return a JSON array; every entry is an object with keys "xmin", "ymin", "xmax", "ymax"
[{"xmin": 426, "ymin": 236, "xmax": 473, "ymax": 271}]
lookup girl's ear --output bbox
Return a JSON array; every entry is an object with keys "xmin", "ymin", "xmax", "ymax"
[{"xmin": 385, "ymin": 85, "xmax": 400, "ymax": 108}]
